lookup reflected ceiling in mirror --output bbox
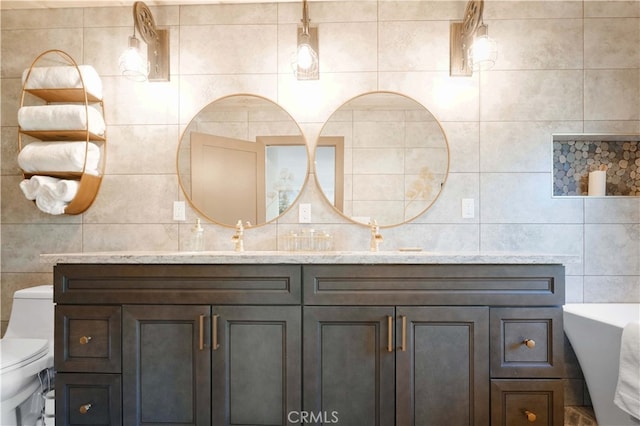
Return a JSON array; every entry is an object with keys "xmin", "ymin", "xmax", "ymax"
[
  {"xmin": 178, "ymin": 94, "xmax": 309, "ymax": 227},
  {"xmin": 315, "ymin": 91, "xmax": 450, "ymax": 227}
]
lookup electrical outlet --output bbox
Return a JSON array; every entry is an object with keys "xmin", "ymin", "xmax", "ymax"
[
  {"xmin": 173, "ymin": 201, "xmax": 186, "ymax": 221},
  {"xmin": 461, "ymin": 198, "xmax": 475, "ymax": 219},
  {"xmin": 299, "ymin": 203, "xmax": 311, "ymax": 223}
]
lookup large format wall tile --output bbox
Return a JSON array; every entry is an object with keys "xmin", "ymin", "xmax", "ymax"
[
  {"xmin": 107, "ymin": 125, "xmax": 180, "ymax": 175},
  {"xmin": 492, "ymin": 19, "xmax": 583, "ymax": 70},
  {"xmin": 584, "ymin": 224, "xmax": 640, "ymax": 275},
  {"xmin": 481, "ymin": 224, "xmax": 583, "ymax": 275},
  {"xmin": 480, "ymin": 121, "xmax": 582, "ymax": 173},
  {"xmin": 83, "ymin": 224, "xmax": 178, "ymax": 252},
  {"xmin": 1, "ymin": 1, "xmax": 639, "ymax": 329},
  {"xmin": 585, "ymin": 69, "xmax": 640, "ymax": 121},
  {"xmin": 584, "ymin": 18, "xmax": 640, "ymax": 69},
  {"xmin": 584, "ymin": 275, "xmax": 640, "ymax": 302},
  {"xmin": 1, "ymin": 224, "xmax": 82, "ymax": 273},
  {"xmin": 480, "ymin": 173, "xmax": 584, "ymax": 223},
  {"xmin": 82, "ymin": 174, "xmax": 178, "ymax": 224},
  {"xmin": 481, "ymin": 70, "xmax": 583, "ymax": 121}
]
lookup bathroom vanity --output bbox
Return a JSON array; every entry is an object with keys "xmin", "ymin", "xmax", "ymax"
[{"xmin": 45, "ymin": 252, "xmax": 572, "ymax": 426}]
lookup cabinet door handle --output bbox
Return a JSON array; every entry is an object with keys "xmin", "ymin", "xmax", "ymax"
[
  {"xmin": 387, "ymin": 315, "xmax": 393, "ymax": 352},
  {"xmin": 79, "ymin": 403, "xmax": 92, "ymax": 414},
  {"xmin": 79, "ymin": 336, "xmax": 92, "ymax": 345},
  {"xmin": 524, "ymin": 410, "xmax": 537, "ymax": 422},
  {"xmin": 212, "ymin": 314, "xmax": 220, "ymax": 350},
  {"xmin": 199, "ymin": 315, "xmax": 204, "ymax": 351},
  {"xmin": 401, "ymin": 315, "xmax": 407, "ymax": 352},
  {"xmin": 523, "ymin": 339, "xmax": 536, "ymax": 349}
]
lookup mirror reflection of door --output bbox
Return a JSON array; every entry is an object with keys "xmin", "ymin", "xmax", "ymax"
[
  {"xmin": 315, "ymin": 137, "xmax": 344, "ymax": 211},
  {"xmin": 191, "ymin": 132, "xmax": 265, "ymax": 225}
]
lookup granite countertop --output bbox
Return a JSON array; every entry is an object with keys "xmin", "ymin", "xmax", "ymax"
[{"xmin": 40, "ymin": 250, "xmax": 580, "ymax": 265}]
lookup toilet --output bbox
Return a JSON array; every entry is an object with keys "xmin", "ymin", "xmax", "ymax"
[{"xmin": 1, "ymin": 285, "xmax": 54, "ymax": 426}]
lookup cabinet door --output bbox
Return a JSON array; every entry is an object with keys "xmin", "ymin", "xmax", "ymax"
[
  {"xmin": 303, "ymin": 306, "xmax": 395, "ymax": 426},
  {"xmin": 212, "ymin": 306, "xmax": 301, "ymax": 426},
  {"xmin": 123, "ymin": 305, "xmax": 211, "ymax": 426},
  {"xmin": 396, "ymin": 307, "xmax": 490, "ymax": 426}
]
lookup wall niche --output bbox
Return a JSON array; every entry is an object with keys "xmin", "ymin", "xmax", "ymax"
[{"xmin": 552, "ymin": 134, "xmax": 640, "ymax": 197}]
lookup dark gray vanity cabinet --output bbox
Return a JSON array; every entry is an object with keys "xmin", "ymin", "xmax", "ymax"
[
  {"xmin": 54, "ymin": 262, "xmax": 565, "ymax": 426},
  {"xmin": 303, "ymin": 264, "xmax": 565, "ymax": 426},
  {"xmin": 303, "ymin": 306, "xmax": 490, "ymax": 426},
  {"xmin": 54, "ymin": 264, "xmax": 302, "ymax": 426}
]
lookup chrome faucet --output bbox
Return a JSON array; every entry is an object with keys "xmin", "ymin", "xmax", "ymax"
[
  {"xmin": 369, "ymin": 219, "xmax": 383, "ymax": 252},
  {"xmin": 231, "ymin": 219, "xmax": 244, "ymax": 252}
]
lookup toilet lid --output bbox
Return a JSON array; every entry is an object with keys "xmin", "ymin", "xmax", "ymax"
[{"xmin": 0, "ymin": 338, "xmax": 48, "ymax": 373}]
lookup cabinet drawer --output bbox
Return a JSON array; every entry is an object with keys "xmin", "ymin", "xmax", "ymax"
[
  {"xmin": 55, "ymin": 305, "xmax": 121, "ymax": 373},
  {"xmin": 56, "ymin": 373, "xmax": 122, "ymax": 426},
  {"xmin": 55, "ymin": 264, "xmax": 301, "ymax": 304},
  {"xmin": 491, "ymin": 379, "xmax": 564, "ymax": 426},
  {"xmin": 304, "ymin": 264, "xmax": 564, "ymax": 306},
  {"xmin": 490, "ymin": 308, "xmax": 563, "ymax": 378}
]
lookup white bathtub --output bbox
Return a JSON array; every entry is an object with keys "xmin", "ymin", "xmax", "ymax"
[{"xmin": 564, "ymin": 303, "xmax": 640, "ymax": 426}]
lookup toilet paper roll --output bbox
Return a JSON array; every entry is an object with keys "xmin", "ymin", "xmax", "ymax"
[{"xmin": 588, "ymin": 170, "xmax": 606, "ymax": 196}]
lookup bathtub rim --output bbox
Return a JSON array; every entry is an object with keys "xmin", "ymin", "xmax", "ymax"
[{"xmin": 564, "ymin": 303, "xmax": 640, "ymax": 328}]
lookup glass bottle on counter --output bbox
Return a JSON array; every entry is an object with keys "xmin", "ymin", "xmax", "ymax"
[{"xmin": 191, "ymin": 218, "xmax": 205, "ymax": 251}]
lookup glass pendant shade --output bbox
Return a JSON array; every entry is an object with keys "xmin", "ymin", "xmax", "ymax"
[
  {"xmin": 119, "ymin": 36, "xmax": 149, "ymax": 82},
  {"xmin": 468, "ymin": 25, "xmax": 497, "ymax": 71},
  {"xmin": 297, "ymin": 40, "xmax": 318, "ymax": 72},
  {"xmin": 292, "ymin": 32, "xmax": 319, "ymax": 80},
  {"xmin": 292, "ymin": 0, "xmax": 319, "ymax": 80}
]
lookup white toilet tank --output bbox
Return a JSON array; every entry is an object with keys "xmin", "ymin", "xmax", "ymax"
[{"xmin": 4, "ymin": 285, "xmax": 54, "ymax": 341}]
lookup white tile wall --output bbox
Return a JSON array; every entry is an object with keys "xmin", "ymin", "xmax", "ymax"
[{"xmin": 1, "ymin": 1, "xmax": 639, "ymax": 349}]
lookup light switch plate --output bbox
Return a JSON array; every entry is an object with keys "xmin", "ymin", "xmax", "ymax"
[
  {"xmin": 173, "ymin": 201, "xmax": 186, "ymax": 221},
  {"xmin": 461, "ymin": 198, "xmax": 475, "ymax": 219},
  {"xmin": 299, "ymin": 203, "xmax": 311, "ymax": 223}
]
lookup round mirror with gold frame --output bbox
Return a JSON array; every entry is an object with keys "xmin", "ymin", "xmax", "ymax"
[
  {"xmin": 177, "ymin": 94, "xmax": 309, "ymax": 227},
  {"xmin": 314, "ymin": 91, "xmax": 450, "ymax": 227}
]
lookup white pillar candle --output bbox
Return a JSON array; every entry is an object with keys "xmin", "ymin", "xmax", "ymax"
[{"xmin": 588, "ymin": 170, "xmax": 606, "ymax": 196}]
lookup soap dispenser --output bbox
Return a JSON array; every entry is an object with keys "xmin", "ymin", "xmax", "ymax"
[{"xmin": 191, "ymin": 218, "xmax": 205, "ymax": 251}]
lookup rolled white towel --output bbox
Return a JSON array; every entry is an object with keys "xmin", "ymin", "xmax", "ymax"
[
  {"xmin": 22, "ymin": 65, "xmax": 103, "ymax": 100},
  {"xmin": 54, "ymin": 179, "xmax": 80, "ymax": 202},
  {"xmin": 35, "ymin": 186, "xmax": 67, "ymax": 215},
  {"xmin": 18, "ymin": 141, "xmax": 100, "ymax": 175},
  {"xmin": 18, "ymin": 104, "xmax": 105, "ymax": 136},
  {"xmin": 19, "ymin": 175, "xmax": 60, "ymax": 200}
]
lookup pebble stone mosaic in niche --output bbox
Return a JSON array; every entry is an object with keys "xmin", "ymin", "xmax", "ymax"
[{"xmin": 553, "ymin": 140, "xmax": 640, "ymax": 196}]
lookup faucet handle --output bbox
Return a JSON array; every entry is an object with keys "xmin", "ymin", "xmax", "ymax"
[
  {"xmin": 232, "ymin": 219, "xmax": 245, "ymax": 252},
  {"xmin": 369, "ymin": 219, "xmax": 383, "ymax": 252}
]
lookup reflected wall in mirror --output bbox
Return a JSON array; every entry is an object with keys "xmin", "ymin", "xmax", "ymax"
[
  {"xmin": 178, "ymin": 94, "xmax": 309, "ymax": 227},
  {"xmin": 315, "ymin": 91, "xmax": 450, "ymax": 227}
]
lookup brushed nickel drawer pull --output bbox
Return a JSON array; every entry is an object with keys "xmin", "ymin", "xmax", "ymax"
[
  {"xmin": 79, "ymin": 403, "xmax": 92, "ymax": 414},
  {"xmin": 387, "ymin": 316, "xmax": 393, "ymax": 352},
  {"xmin": 79, "ymin": 336, "xmax": 92, "ymax": 345},
  {"xmin": 213, "ymin": 314, "xmax": 220, "ymax": 350},
  {"xmin": 524, "ymin": 410, "xmax": 537, "ymax": 422},
  {"xmin": 523, "ymin": 339, "xmax": 536, "ymax": 349},
  {"xmin": 401, "ymin": 315, "xmax": 407, "ymax": 352},
  {"xmin": 199, "ymin": 315, "xmax": 204, "ymax": 351}
]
